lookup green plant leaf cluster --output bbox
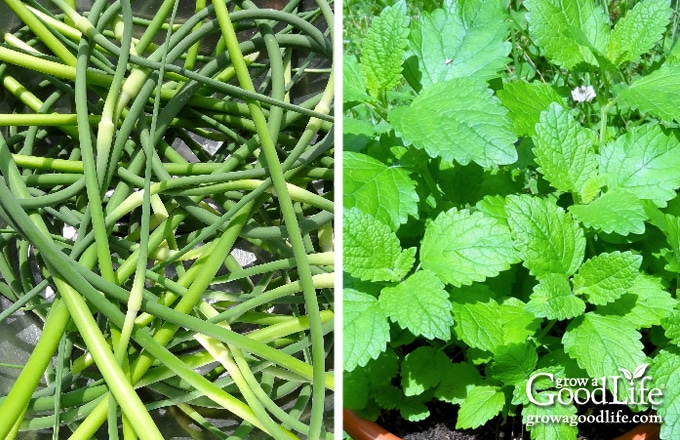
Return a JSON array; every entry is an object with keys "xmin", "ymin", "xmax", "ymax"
[{"xmin": 344, "ymin": 0, "xmax": 680, "ymax": 438}]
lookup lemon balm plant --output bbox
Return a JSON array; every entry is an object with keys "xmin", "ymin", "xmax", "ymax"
[
  {"xmin": 343, "ymin": 0, "xmax": 680, "ymax": 438},
  {"xmin": 0, "ymin": 0, "xmax": 334, "ymax": 438}
]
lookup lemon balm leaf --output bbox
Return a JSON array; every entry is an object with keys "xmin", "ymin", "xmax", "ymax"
[
  {"xmin": 343, "ymin": 151, "xmax": 419, "ymax": 229},
  {"xmin": 401, "ymin": 346, "xmax": 451, "ymax": 396},
  {"xmin": 360, "ymin": 0, "xmax": 409, "ymax": 97},
  {"xmin": 649, "ymin": 349, "xmax": 680, "ymax": 439},
  {"xmin": 563, "ymin": 313, "xmax": 646, "ymax": 390},
  {"xmin": 525, "ymin": 273, "xmax": 586, "ymax": 321},
  {"xmin": 344, "ymin": 55, "xmax": 370, "ymax": 106},
  {"xmin": 379, "ymin": 270, "xmax": 453, "ymax": 340},
  {"xmin": 523, "ymin": 396, "xmax": 579, "ymax": 440},
  {"xmin": 598, "ymin": 124, "xmax": 680, "ymax": 206},
  {"xmin": 506, "ymin": 195, "xmax": 586, "ymax": 278},
  {"xmin": 343, "ymin": 288, "xmax": 390, "ymax": 371},
  {"xmin": 420, "ymin": 208, "xmax": 518, "ymax": 287},
  {"xmin": 408, "ymin": 0, "xmax": 510, "ymax": 89},
  {"xmin": 607, "ymin": 0, "xmax": 672, "ymax": 66},
  {"xmin": 390, "ymin": 77, "xmax": 518, "ymax": 167},
  {"xmin": 617, "ymin": 64, "xmax": 680, "ymax": 123},
  {"xmin": 456, "ymin": 385, "xmax": 505, "ymax": 429},
  {"xmin": 573, "ymin": 251, "xmax": 642, "ymax": 305},
  {"xmin": 532, "ymin": 103, "xmax": 598, "ymax": 197},
  {"xmin": 497, "ymin": 81, "xmax": 563, "ymax": 137},
  {"xmin": 525, "ymin": 0, "xmax": 610, "ymax": 68},
  {"xmin": 343, "ymin": 208, "xmax": 414, "ymax": 282},
  {"xmin": 451, "ymin": 287, "xmax": 505, "ymax": 353},
  {"xmin": 597, "ymin": 274, "xmax": 677, "ymax": 328},
  {"xmin": 569, "ymin": 189, "xmax": 647, "ymax": 236}
]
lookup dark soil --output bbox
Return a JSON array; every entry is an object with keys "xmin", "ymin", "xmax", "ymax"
[{"xmin": 377, "ymin": 399, "xmax": 649, "ymax": 440}]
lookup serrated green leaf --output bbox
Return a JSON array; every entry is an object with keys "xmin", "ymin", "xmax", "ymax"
[
  {"xmin": 393, "ymin": 247, "xmax": 417, "ymax": 279},
  {"xmin": 652, "ymin": 213, "xmax": 680, "ymax": 272},
  {"xmin": 500, "ymin": 297, "xmax": 542, "ymax": 344},
  {"xmin": 360, "ymin": 0, "xmax": 409, "ymax": 97},
  {"xmin": 649, "ymin": 348, "xmax": 680, "ymax": 438},
  {"xmin": 343, "ymin": 117, "xmax": 375, "ymax": 153},
  {"xmin": 523, "ymin": 395, "xmax": 579, "ymax": 440},
  {"xmin": 525, "ymin": 0, "xmax": 610, "ymax": 68},
  {"xmin": 597, "ymin": 274, "xmax": 677, "ymax": 328},
  {"xmin": 420, "ymin": 208, "xmax": 518, "ymax": 287},
  {"xmin": 573, "ymin": 251, "xmax": 642, "ymax": 305},
  {"xmin": 598, "ymin": 124, "xmax": 680, "ymax": 207},
  {"xmin": 663, "ymin": 311, "xmax": 680, "ymax": 347},
  {"xmin": 344, "ymin": 368, "xmax": 370, "ymax": 410},
  {"xmin": 451, "ymin": 287, "xmax": 504, "ymax": 353},
  {"xmin": 607, "ymin": 0, "xmax": 672, "ymax": 65},
  {"xmin": 344, "ymin": 288, "xmax": 390, "ymax": 371},
  {"xmin": 617, "ymin": 64, "xmax": 680, "ymax": 122},
  {"xmin": 513, "ymin": 366, "xmax": 565, "ymax": 406},
  {"xmin": 401, "ymin": 346, "xmax": 451, "ymax": 396},
  {"xmin": 344, "ymin": 151, "xmax": 419, "ymax": 229},
  {"xmin": 525, "ymin": 273, "xmax": 586, "ymax": 320},
  {"xmin": 563, "ymin": 313, "xmax": 646, "ymax": 392},
  {"xmin": 343, "ymin": 208, "xmax": 410, "ymax": 282},
  {"xmin": 506, "ymin": 195, "xmax": 586, "ymax": 277},
  {"xmin": 399, "ymin": 396, "xmax": 430, "ymax": 422},
  {"xmin": 456, "ymin": 385, "xmax": 505, "ymax": 429},
  {"xmin": 408, "ymin": 0, "xmax": 510, "ymax": 89},
  {"xmin": 380, "ymin": 270, "xmax": 453, "ymax": 340},
  {"xmin": 569, "ymin": 189, "xmax": 647, "ymax": 235},
  {"xmin": 497, "ymin": 81, "xmax": 563, "ymax": 137},
  {"xmin": 364, "ymin": 348, "xmax": 400, "ymax": 388},
  {"xmin": 532, "ymin": 103, "xmax": 598, "ymax": 196},
  {"xmin": 489, "ymin": 343, "xmax": 538, "ymax": 385},
  {"xmin": 373, "ymin": 384, "xmax": 404, "ymax": 410},
  {"xmin": 435, "ymin": 362, "xmax": 484, "ymax": 405},
  {"xmin": 476, "ymin": 194, "xmax": 509, "ymax": 223},
  {"xmin": 344, "ymin": 56, "xmax": 370, "ymax": 105},
  {"xmin": 390, "ymin": 77, "xmax": 518, "ymax": 167}
]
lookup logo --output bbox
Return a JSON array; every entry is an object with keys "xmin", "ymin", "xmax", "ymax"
[{"xmin": 526, "ymin": 364, "xmax": 663, "ymax": 407}]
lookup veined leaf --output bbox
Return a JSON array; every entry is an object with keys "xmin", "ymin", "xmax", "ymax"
[
  {"xmin": 344, "ymin": 151, "xmax": 419, "ymax": 229},
  {"xmin": 408, "ymin": 0, "xmax": 510, "ymax": 89},
  {"xmin": 497, "ymin": 81, "xmax": 563, "ymax": 137},
  {"xmin": 344, "ymin": 55, "xmax": 370, "ymax": 105},
  {"xmin": 598, "ymin": 124, "xmax": 680, "ymax": 207},
  {"xmin": 420, "ymin": 208, "xmax": 518, "ymax": 287},
  {"xmin": 569, "ymin": 189, "xmax": 647, "ymax": 235},
  {"xmin": 343, "ymin": 208, "xmax": 414, "ymax": 282},
  {"xmin": 489, "ymin": 343, "xmax": 538, "ymax": 385},
  {"xmin": 379, "ymin": 270, "xmax": 454, "ymax": 340},
  {"xmin": 573, "ymin": 251, "xmax": 642, "ymax": 305},
  {"xmin": 344, "ymin": 288, "xmax": 390, "ymax": 371},
  {"xmin": 607, "ymin": 0, "xmax": 672, "ymax": 66},
  {"xmin": 435, "ymin": 362, "xmax": 484, "ymax": 405},
  {"xmin": 506, "ymin": 195, "xmax": 586, "ymax": 278},
  {"xmin": 617, "ymin": 64, "xmax": 680, "ymax": 122},
  {"xmin": 451, "ymin": 286, "xmax": 504, "ymax": 353},
  {"xmin": 390, "ymin": 77, "xmax": 518, "ymax": 167},
  {"xmin": 532, "ymin": 103, "xmax": 597, "ymax": 196},
  {"xmin": 649, "ymin": 348, "xmax": 680, "ymax": 438},
  {"xmin": 525, "ymin": 0, "xmax": 610, "ymax": 68},
  {"xmin": 563, "ymin": 313, "xmax": 646, "ymax": 393},
  {"xmin": 360, "ymin": 0, "xmax": 409, "ymax": 97},
  {"xmin": 523, "ymin": 395, "xmax": 579, "ymax": 440},
  {"xmin": 525, "ymin": 273, "xmax": 585, "ymax": 320},
  {"xmin": 401, "ymin": 346, "xmax": 451, "ymax": 396},
  {"xmin": 597, "ymin": 274, "xmax": 677, "ymax": 329},
  {"xmin": 456, "ymin": 385, "xmax": 505, "ymax": 429}
]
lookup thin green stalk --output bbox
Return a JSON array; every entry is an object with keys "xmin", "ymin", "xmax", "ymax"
[{"xmin": 211, "ymin": 3, "xmax": 327, "ymax": 437}]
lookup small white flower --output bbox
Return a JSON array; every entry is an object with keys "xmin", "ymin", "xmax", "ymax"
[{"xmin": 571, "ymin": 85, "xmax": 596, "ymax": 103}]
